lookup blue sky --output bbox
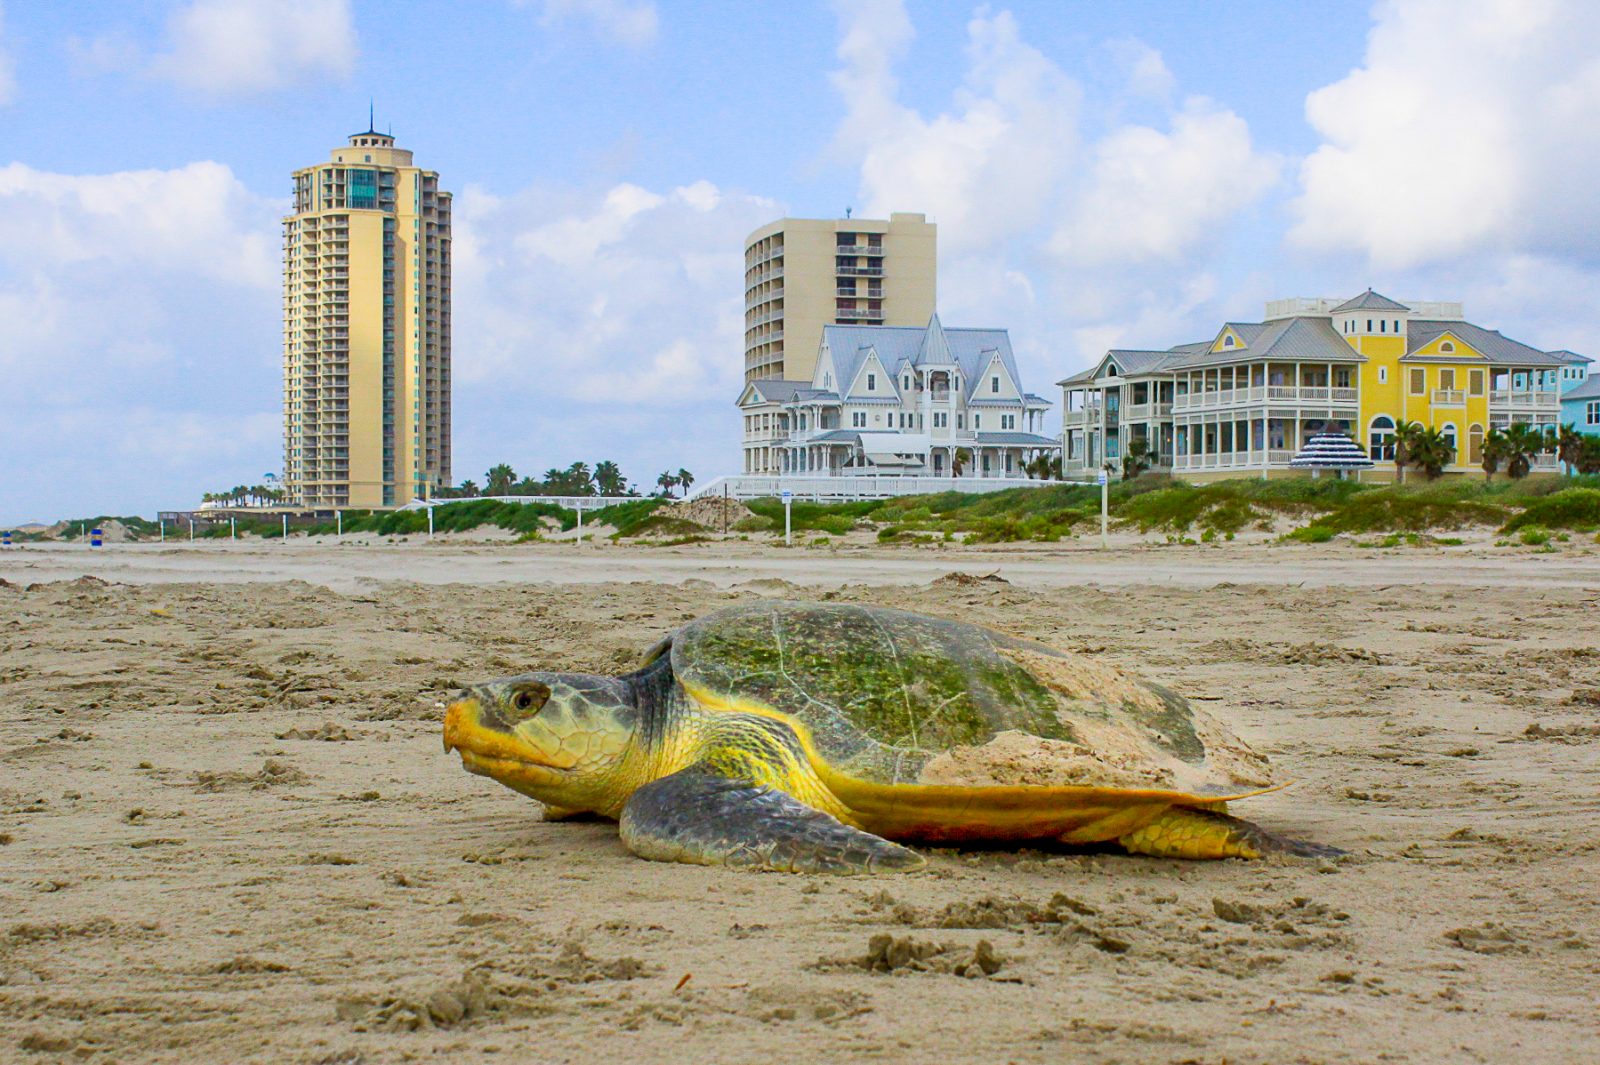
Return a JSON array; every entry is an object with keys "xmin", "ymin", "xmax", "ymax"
[{"xmin": 3, "ymin": 0, "xmax": 1599, "ymax": 523}]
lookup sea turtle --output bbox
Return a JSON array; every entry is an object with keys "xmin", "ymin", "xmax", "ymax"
[{"xmin": 443, "ymin": 600, "xmax": 1337, "ymax": 874}]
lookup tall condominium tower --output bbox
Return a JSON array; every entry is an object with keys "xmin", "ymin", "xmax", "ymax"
[
  {"xmin": 282, "ymin": 124, "xmax": 452, "ymax": 508},
  {"xmin": 743, "ymin": 212, "xmax": 936, "ymax": 383}
]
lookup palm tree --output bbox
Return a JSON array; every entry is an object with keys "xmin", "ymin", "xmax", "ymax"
[
  {"xmin": 1481, "ymin": 428, "xmax": 1511, "ymax": 481},
  {"xmin": 951, "ymin": 448, "xmax": 972, "ymax": 477},
  {"xmin": 1390, "ymin": 420, "xmax": 1425, "ymax": 483},
  {"xmin": 594, "ymin": 460, "xmax": 625, "ymax": 496},
  {"xmin": 1556, "ymin": 424, "xmax": 1585, "ymax": 472},
  {"xmin": 1575, "ymin": 435, "xmax": 1600, "ymax": 475},
  {"xmin": 1024, "ymin": 453, "xmax": 1061, "ymax": 480},
  {"xmin": 1122, "ymin": 438, "xmax": 1154, "ymax": 481},
  {"xmin": 675, "ymin": 469, "xmax": 695, "ymax": 497},
  {"xmin": 1408, "ymin": 426, "xmax": 1455, "ymax": 479},
  {"xmin": 1502, "ymin": 424, "xmax": 1547, "ymax": 479},
  {"xmin": 656, "ymin": 471, "xmax": 678, "ymax": 498},
  {"xmin": 457, "ymin": 479, "xmax": 480, "ymax": 497},
  {"xmin": 485, "ymin": 464, "xmax": 516, "ymax": 496}
]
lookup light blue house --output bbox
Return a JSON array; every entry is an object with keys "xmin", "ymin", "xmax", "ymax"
[
  {"xmin": 1549, "ymin": 350, "xmax": 1592, "ymax": 395},
  {"xmin": 1560, "ymin": 375, "xmax": 1600, "ymax": 439}
]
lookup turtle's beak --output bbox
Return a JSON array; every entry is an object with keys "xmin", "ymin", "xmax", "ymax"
[{"xmin": 443, "ymin": 694, "xmax": 478, "ymax": 754}]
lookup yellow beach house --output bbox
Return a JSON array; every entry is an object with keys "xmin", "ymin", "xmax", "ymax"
[{"xmin": 1059, "ymin": 290, "xmax": 1584, "ymax": 480}]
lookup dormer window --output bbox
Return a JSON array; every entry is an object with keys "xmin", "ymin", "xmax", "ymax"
[
  {"xmin": 991, "ymin": 376, "xmax": 1000, "ymax": 393},
  {"xmin": 823, "ymin": 372, "xmax": 832, "ymax": 388},
  {"xmin": 867, "ymin": 373, "xmax": 876, "ymax": 390},
  {"xmin": 903, "ymin": 375, "xmax": 910, "ymax": 390},
  {"xmin": 1440, "ymin": 341, "xmax": 1455, "ymax": 353},
  {"xmin": 1223, "ymin": 335, "xmax": 1235, "ymax": 348}
]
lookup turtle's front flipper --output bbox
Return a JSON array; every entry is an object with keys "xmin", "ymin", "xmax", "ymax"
[
  {"xmin": 1118, "ymin": 806, "xmax": 1343, "ymax": 860},
  {"xmin": 619, "ymin": 766, "xmax": 925, "ymax": 874}
]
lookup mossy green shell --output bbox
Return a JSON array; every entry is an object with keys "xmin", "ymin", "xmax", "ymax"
[{"xmin": 667, "ymin": 600, "xmax": 1244, "ymax": 789}]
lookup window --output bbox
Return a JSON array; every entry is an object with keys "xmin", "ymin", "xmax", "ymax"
[
  {"xmin": 1367, "ymin": 319, "xmax": 1373, "ymax": 332},
  {"xmin": 903, "ymin": 375, "xmax": 910, "ymax": 390},
  {"xmin": 823, "ymin": 372, "xmax": 832, "ymax": 388},
  {"xmin": 1379, "ymin": 320, "xmax": 1386, "ymax": 333},
  {"xmin": 1441, "ymin": 424, "xmax": 1457, "ymax": 462},
  {"xmin": 1223, "ymin": 335, "xmax": 1235, "ymax": 348},
  {"xmin": 991, "ymin": 376, "xmax": 1000, "ymax": 393},
  {"xmin": 867, "ymin": 373, "xmax": 876, "ymax": 390},
  {"xmin": 1394, "ymin": 320, "xmax": 1401, "ymax": 333},
  {"xmin": 1469, "ymin": 369, "xmax": 1485, "ymax": 396},
  {"xmin": 1468, "ymin": 424, "xmax": 1484, "ymax": 465},
  {"xmin": 973, "ymin": 414, "xmax": 981, "ymax": 428},
  {"xmin": 1408, "ymin": 368, "xmax": 1426, "ymax": 395},
  {"xmin": 1379, "ymin": 366, "xmax": 1388, "ymax": 383},
  {"xmin": 1588, "ymin": 401, "xmax": 1600, "ymax": 426},
  {"xmin": 1440, "ymin": 341, "xmax": 1454, "ymax": 353},
  {"xmin": 1439, "ymin": 369, "xmax": 1456, "ymax": 390},
  {"xmin": 851, "ymin": 412, "xmax": 866, "ymax": 428},
  {"xmin": 1369, "ymin": 415, "xmax": 1396, "ymax": 461}
]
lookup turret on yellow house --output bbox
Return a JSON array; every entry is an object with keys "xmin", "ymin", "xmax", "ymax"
[{"xmin": 1059, "ymin": 289, "xmax": 1579, "ymax": 481}]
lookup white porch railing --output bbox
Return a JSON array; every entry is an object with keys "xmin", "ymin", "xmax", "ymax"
[
  {"xmin": 1172, "ymin": 386, "xmax": 1357, "ymax": 411},
  {"xmin": 1432, "ymin": 389, "xmax": 1465, "ymax": 407},
  {"xmin": 1171, "ymin": 449, "xmax": 1297, "ymax": 470},
  {"xmin": 404, "ymin": 494, "xmax": 616, "ymax": 512},
  {"xmin": 684, "ymin": 475, "xmax": 1079, "ymax": 502},
  {"xmin": 1489, "ymin": 390, "xmax": 1558, "ymax": 408}
]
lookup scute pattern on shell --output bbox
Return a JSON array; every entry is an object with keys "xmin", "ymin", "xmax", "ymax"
[{"xmin": 669, "ymin": 601, "xmax": 1266, "ymax": 791}]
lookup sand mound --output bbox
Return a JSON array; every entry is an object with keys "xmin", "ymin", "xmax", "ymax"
[{"xmin": 670, "ymin": 496, "xmax": 753, "ymax": 531}]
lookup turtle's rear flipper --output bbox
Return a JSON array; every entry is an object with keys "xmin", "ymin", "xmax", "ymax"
[
  {"xmin": 1118, "ymin": 806, "xmax": 1344, "ymax": 860},
  {"xmin": 620, "ymin": 766, "xmax": 926, "ymax": 874}
]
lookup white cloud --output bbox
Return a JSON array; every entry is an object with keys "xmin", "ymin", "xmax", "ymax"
[
  {"xmin": 0, "ymin": 3, "xmax": 14, "ymax": 106},
  {"xmin": 0, "ymin": 162, "xmax": 279, "ymax": 288},
  {"xmin": 443, "ymin": 177, "xmax": 779, "ymax": 488},
  {"xmin": 1105, "ymin": 38, "xmax": 1175, "ymax": 102},
  {"xmin": 147, "ymin": 0, "xmax": 355, "ymax": 95},
  {"xmin": 1056, "ymin": 100, "xmax": 1281, "ymax": 265},
  {"xmin": 532, "ymin": 0, "xmax": 658, "ymax": 48},
  {"xmin": 1291, "ymin": 0, "xmax": 1600, "ymax": 268},
  {"xmin": 828, "ymin": 2, "xmax": 1281, "ymax": 383},
  {"xmin": 833, "ymin": 5, "xmax": 1080, "ymax": 253},
  {"xmin": 0, "ymin": 161, "xmax": 282, "ymax": 523}
]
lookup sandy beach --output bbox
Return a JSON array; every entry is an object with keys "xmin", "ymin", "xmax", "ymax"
[{"xmin": 2, "ymin": 540, "xmax": 1597, "ymax": 1064}]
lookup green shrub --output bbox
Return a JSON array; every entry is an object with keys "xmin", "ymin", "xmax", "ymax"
[
  {"xmin": 1518, "ymin": 526, "xmax": 1551, "ymax": 546},
  {"xmin": 1285, "ymin": 525, "xmax": 1336, "ymax": 543},
  {"xmin": 1499, "ymin": 488, "xmax": 1600, "ymax": 533}
]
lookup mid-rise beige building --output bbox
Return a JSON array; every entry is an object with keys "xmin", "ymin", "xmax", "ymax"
[
  {"xmin": 282, "ymin": 125, "xmax": 451, "ymax": 508},
  {"xmin": 743, "ymin": 213, "xmax": 936, "ymax": 383}
]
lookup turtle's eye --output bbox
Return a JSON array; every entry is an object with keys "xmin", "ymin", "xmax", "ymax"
[{"xmin": 510, "ymin": 683, "xmax": 550, "ymax": 715}]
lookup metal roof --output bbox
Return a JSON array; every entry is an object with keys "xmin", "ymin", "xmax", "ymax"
[
  {"xmin": 1548, "ymin": 349, "xmax": 1594, "ymax": 365},
  {"xmin": 1165, "ymin": 316, "xmax": 1362, "ymax": 369},
  {"xmin": 1405, "ymin": 320, "xmax": 1561, "ymax": 366},
  {"xmin": 973, "ymin": 431, "xmax": 1060, "ymax": 446},
  {"xmin": 1561, "ymin": 376, "xmax": 1600, "ymax": 401},
  {"xmin": 1331, "ymin": 289, "xmax": 1410, "ymax": 313},
  {"xmin": 743, "ymin": 378, "xmax": 804, "ymax": 404},
  {"xmin": 821, "ymin": 315, "xmax": 1026, "ymax": 405}
]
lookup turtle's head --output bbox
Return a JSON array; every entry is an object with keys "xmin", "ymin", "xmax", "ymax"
[{"xmin": 443, "ymin": 672, "xmax": 639, "ymax": 809}]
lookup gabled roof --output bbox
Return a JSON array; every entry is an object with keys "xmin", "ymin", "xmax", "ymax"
[
  {"xmin": 1406, "ymin": 320, "xmax": 1560, "ymax": 366},
  {"xmin": 742, "ymin": 378, "xmax": 803, "ymax": 404},
  {"xmin": 821, "ymin": 316, "xmax": 1026, "ymax": 407},
  {"xmin": 1561, "ymin": 376, "xmax": 1600, "ymax": 401},
  {"xmin": 1548, "ymin": 349, "xmax": 1594, "ymax": 365},
  {"xmin": 1331, "ymin": 288, "xmax": 1410, "ymax": 313},
  {"xmin": 1167, "ymin": 316, "xmax": 1361, "ymax": 368}
]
